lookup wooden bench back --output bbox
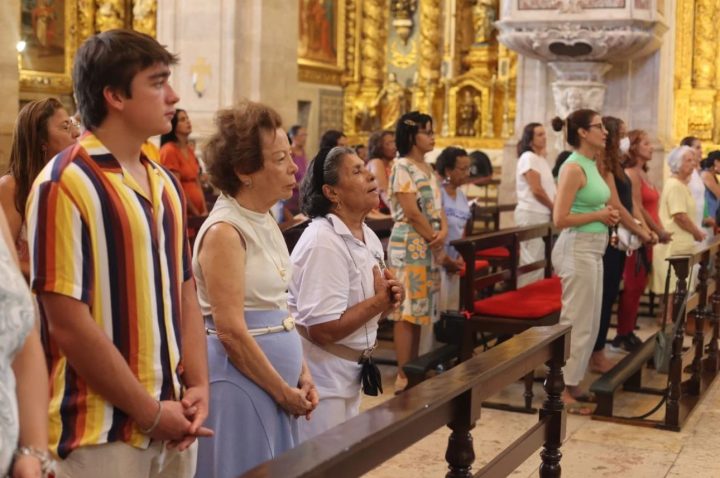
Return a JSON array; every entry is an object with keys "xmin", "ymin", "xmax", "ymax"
[
  {"xmin": 240, "ymin": 324, "xmax": 571, "ymax": 478},
  {"xmin": 451, "ymin": 223, "xmax": 555, "ymax": 314},
  {"xmin": 465, "ymin": 201, "xmax": 517, "ymax": 236}
]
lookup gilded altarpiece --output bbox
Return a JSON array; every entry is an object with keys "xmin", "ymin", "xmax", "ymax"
[
  {"xmin": 19, "ymin": 0, "xmax": 157, "ymax": 96},
  {"xmin": 298, "ymin": 0, "xmax": 516, "ymax": 149},
  {"xmin": 674, "ymin": 0, "xmax": 720, "ymax": 148}
]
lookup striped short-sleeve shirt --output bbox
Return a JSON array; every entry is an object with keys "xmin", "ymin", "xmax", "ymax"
[{"xmin": 27, "ymin": 133, "xmax": 192, "ymax": 459}]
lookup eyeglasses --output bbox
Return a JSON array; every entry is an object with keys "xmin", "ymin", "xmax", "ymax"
[
  {"xmin": 418, "ymin": 130, "xmax": 435, "ymax": 137},
  {"xmin": 60, "ymin": 118, "xmax": 81, "ymax": 132},
  {"xmin": 587, "ymin": 123, "xmax": 607, "ymax": 132}
]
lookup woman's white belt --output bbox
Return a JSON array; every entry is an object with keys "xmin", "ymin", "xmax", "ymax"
[{"xmin": 205, "ymin": 317, "xmax": 295, "ymax": 337}]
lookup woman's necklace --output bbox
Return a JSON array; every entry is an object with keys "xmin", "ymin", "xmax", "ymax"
[{"xmin": 229, "ymin": 196, "xmax": 288, "ymax": 281}]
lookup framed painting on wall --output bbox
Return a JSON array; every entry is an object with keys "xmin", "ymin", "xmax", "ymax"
[
  {"xmin": 298, "ymin": 0, "xmax": 346, "ymax": 85},
  {"xmin": 18, "ymin": 0, "xmax": 78, "ymax": 94}
]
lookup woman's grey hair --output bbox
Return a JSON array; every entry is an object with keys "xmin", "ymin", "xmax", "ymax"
[
  {"xmin": 667, "ymin": 145, "xmax": 694, "ymax": 174},
  {"xmin": 300, "ymin": 146, "xmax": 355, "ymax": 217}
]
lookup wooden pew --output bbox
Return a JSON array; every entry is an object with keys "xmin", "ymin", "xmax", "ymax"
[
  {"xmin": 241, "ymin": 324, "xmax": 571, "ymax": 478},
  {"xmin": 591, "ymin": 235, "xmax": 720, "ymax": 430},
  {"xmin": 403, "ymin": 224, "xmax": 559, "ymax": 410}
]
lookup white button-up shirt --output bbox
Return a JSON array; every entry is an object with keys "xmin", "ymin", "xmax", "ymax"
[{"xmin": 288, "ymin": 214, "xmax": 384, "ymax": 398}]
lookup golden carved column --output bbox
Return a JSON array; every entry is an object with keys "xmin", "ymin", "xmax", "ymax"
[
  {"xmin": 414, "ymin": 0, "xmax": 441, "ymax": 114},
  {"xmin": 359, "ymin": 0, "xmax": 384, "ymax": 89},
  {"xmin": 78, "ymin": 0, "xmax": 97, "ymax": 42},
  {"xmin": 344, "ymin": 0, "xmax": 386, "ymax": 135},
  {"xmin": 693, "ymin": 0, "xmax": 717, "ymax": 89},
  {"xmin": 132, "ymin": 0, "xmax": 157, "ymax": 37},
  {"xmin": 95, "ymin": 0, "xmax": 126, "ymax": 32}
]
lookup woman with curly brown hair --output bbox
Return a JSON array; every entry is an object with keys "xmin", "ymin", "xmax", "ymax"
[
  {"xmin": 590, "ymin": 117, "xmax": 654, "ymax": 375},
  {"xmin": 193, "ymin": 100, "xmax": 318, "ymax": 477}
]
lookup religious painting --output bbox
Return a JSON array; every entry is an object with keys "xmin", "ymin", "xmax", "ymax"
[
  {"xmin": 19, "ymin": 0, "xmax": 77, "ymax": 94},
  {"xmin": 298, "ymin": 0, "xmax": 345, "ymax": 85}
]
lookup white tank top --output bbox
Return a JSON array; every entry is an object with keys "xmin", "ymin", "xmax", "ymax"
[{"xmin": 192, "ymin": 194, "xmax": 291, "ymax": 313}]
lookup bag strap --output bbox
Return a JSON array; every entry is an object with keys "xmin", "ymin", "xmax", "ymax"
[
  {"xmin": 661, "ymin": 258, "xmax": 692, "ymax": 337},
  {"xmin": 660, "ymin": 261, "xmax": 672, "ymax": 333}
]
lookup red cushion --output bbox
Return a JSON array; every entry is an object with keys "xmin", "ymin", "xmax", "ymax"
[
  {"xmin": 476, "ymin": 247, "xmax": 510, "ymax": 258},
  {"xmin": 473, "ymin": 277, "xmax": 561, "ymax": 319},
  {"xmin": 459, "ymin": 260, "xmax": 490, "ymax": 278}
]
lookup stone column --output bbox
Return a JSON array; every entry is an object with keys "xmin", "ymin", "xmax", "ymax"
[
  {"xmin": 157, "ymin": 0, "xmax": 298, "ymax": 138},
  {"xmin": 0, "ymin": 0, "xmax": 20, "ymax": 168},
  {"xmin": 235, "ymin": 0, "xmax": 299, "ymax": 125}
]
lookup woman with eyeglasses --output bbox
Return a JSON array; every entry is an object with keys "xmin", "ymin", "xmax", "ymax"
[
  {"xmin": 386, "ymin": 111, "xmax": 447, "ymax": 393},
  {"xmin": 0, "ymin": 98, "xmax": 80, "ymax": 279},
  {"xmin": 551, "ymin": 110, "xmax": 620, "ymax": 414}
]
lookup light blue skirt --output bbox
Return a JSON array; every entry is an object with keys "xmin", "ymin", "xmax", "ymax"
[{"xmin": 195, "ymin": 309, "xmax": 303, "ymax": 478}]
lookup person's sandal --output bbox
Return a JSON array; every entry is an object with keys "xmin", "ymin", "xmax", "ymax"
[
  {"xmin": 394, "ymin": 375, "xmax": 408, "ymax": 395},
  {"xmin": 566, "ymin": 402, "xmax": 594, "ymax": 416}
]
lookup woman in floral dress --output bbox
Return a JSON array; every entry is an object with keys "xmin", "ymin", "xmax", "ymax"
[{"xmin": 387, "ymin": 111, "xmax": 448, "ymax": 393}]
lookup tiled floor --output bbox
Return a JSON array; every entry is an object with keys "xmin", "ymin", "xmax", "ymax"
[{"xmin": 360, "ymin": 315, "xmax": 720, "ymax": 477}]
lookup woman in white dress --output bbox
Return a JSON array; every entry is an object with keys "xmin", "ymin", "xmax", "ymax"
[
  {"xmin": 514, "ymin": 122, "xmax": 556, "ymax": 286},
  {"xmin": 289, "ymin": 147, "xmax": 403, "ymax": 440},
  {"xmin": 0, "ymin": 204, "xmax": 50, "ymax": 477}
]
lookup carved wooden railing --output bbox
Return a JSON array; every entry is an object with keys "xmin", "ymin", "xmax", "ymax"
[
  {"xmin": 241, "ymin": 324, "xmax": 570, "ymax": 478},
  {"xmin": 663, "ymin": 236, "xmax": 720, "ymax": 430}
]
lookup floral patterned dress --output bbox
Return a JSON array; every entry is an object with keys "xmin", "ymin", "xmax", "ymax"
[
  {"xmin": 387, "ymin": 157, "xmax": 443, "ymax": 325},
  {"xmin": 0, "ymin": 232, "xmax": 35, "ymax": 475}
]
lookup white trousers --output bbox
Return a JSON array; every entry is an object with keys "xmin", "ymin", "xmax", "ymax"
[
  {"xmin": 552, "ymin": 230, "xmax": 608, "ymax": 387},
  {"xmin": 298, "ymin": 393, "xmax": 361, "ymax": 443},
  {"xmin": 514, "ymin": 208, "xmax": 551, "ymax": 288},
  {"xmin": 56, "ymin": 441, "xmax": 197, "ymax": 478}
]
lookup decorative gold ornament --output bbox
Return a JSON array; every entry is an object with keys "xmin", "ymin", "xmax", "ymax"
[
  {"xmin": 95, "ymin": 0, "xmax": 125, "ymax": 32},
  {"xmin": 191, "ymin": 57, "xmax": 211, "ymax": 98},
  {"xmin": 132, "ymin": 0, "xmax": 157, "ymax": 37},
  {"xmin": 389, "ymin": 39, "xmax": 418, "ymax": 69},
  {"xmin": 391, "ymin": 0, "xmax": 418, "ymax": 44}
]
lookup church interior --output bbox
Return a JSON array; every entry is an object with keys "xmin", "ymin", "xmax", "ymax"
[{"xmin": 3, "ymin": 0, "xmax": 720, "ymax": 477}]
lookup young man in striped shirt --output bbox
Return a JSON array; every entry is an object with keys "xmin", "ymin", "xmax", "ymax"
[{"xmin": 27, "ymin": 29, "xmax": 211, "ymax": 477}]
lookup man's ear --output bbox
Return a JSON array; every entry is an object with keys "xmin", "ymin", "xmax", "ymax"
[{"xmin": 103, "ymin": 86, "xmax": 126, "ymax": 113}]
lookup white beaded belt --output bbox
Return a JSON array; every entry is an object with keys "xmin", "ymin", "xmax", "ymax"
[{"xmin": 206, "ymin": 317, "xmax": 295, "ymax": 337}]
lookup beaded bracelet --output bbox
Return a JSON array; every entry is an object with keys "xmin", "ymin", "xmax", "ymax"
[
  {"xmin": 13, "ymin": 446, "xmax": 54, "ymax": 475},
  {"xmin": 139, "ymin": 400, "xmax": 163, "ymax": 435}
]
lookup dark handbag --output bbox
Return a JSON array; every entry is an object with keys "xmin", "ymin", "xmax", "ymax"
[{"xmin": 360, "ymin": 355, "xmax": 383, "ymax": 396}]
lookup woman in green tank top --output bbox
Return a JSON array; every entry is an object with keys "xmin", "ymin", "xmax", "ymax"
[{"xmin": 550, "ymin": 109, "xmax": 620, "ymax": 414}]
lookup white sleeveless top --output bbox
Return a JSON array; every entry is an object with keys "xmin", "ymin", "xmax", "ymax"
[
  {"xmin": 192, "ymin": 194, "xmax": 291, "ymax": 313},
  {"xmin": 0, "ymin": 231, "xmax": 35, "ymax": 475}
]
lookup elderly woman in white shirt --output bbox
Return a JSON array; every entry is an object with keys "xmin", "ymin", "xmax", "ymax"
[
  {"xmin": 289, "ymin": 146, "xmax": 404, "ymax": 441},
  {"xmin": 515, "ymin": 122, "xmax": 556, "ymax": 286}
]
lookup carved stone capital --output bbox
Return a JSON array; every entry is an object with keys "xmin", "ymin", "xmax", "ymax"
[
  {"xmin": 497, "ymin": 21, "xmax": 667, "ymax": 63},
  {"xmin": 549, "ymin": 61, "xmax": 611, "ymax": 119}
]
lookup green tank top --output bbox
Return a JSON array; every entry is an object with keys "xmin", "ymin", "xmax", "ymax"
[{"xmin": 563, "ymin": 152, "xmax": 610, "ymax": 233}]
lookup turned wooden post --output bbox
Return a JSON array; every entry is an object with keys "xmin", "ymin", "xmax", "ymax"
[
  {"xmin": 666, "ymin": 258, "xmax": 689, "ymax": 429},
  {"xmin": 539, "ymin": 337, "xmax": 567, "ymax": 477},
  {"xmin": 689, "ymin": 252, "xmax": 709, "ymax": 395},
  {"xmin": 445, "ymin": 391, "xmax": 475, "ymax": 478}
]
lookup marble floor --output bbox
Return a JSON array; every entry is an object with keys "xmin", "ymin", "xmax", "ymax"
[{"xmin": 359, "ymin": 315, "xmax": 720, "ymax": 477}]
